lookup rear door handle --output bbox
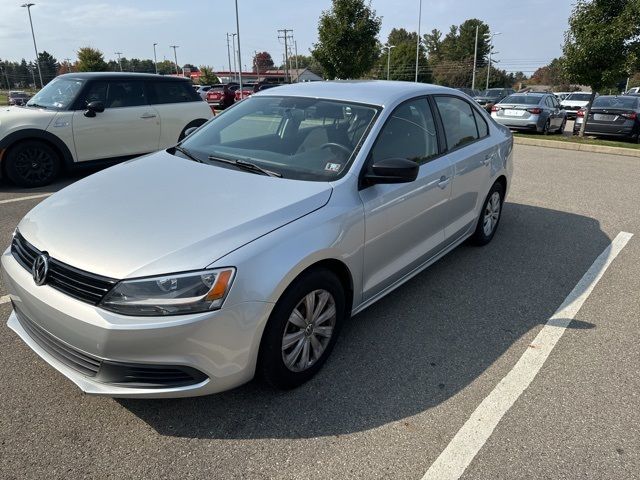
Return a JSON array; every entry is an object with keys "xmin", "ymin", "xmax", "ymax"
[
  {"xmin": 140, "ymin": 113, "xmax": 157, "ymax": 119},
  {"xmin": 437, "ymin": 176, "xmax": 450, "ymax": 189},
  {"xmin": 482, "ymin": 154, "xmax": 492, "ymax": 166}
]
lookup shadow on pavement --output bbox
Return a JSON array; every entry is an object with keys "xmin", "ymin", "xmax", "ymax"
[{"xmin": 119, "ymin": 202, "xmax": 609, "ymax": 439}]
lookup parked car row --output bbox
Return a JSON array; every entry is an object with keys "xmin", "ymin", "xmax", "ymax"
[
  {"xmin": 205, "ymin": 82, "xmax": 285, "ymax": 109},
  {"xmin": 474, "ymin": 88, "xmax": 516, "ymax": 112},
  {"xmin": 573, "ymin": 95, "xmax": 640, "ymax": 142},
  {"xmin": 0, "ymin": 73, "xmax": 213, "ymax": 187}
]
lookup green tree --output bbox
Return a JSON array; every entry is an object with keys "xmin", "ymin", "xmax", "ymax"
[
  {"xmin": 563, "ymin": 0, "xmax": 640, "ymax": 136},
  {"xmin": 76, "ymin": 47, "xmax": 108, "ymax": 72},
  {"xmin": 530, "ymin": 58, "xmax": 568, "ymax": 86},
  {"xmin": 374, "ymin": 29, "xmax": 429, "ymax": 82},
  {"xmin": 312, "ymin": 0, "xmax": 382, "ymax": 79},
  {"xmin": 156, "ymin": 60, "xmax": 175, "ymax": 75},
  {"xmin": 37, "ymin": 51, "xmax": 58, "ymax": 85},
  {"xmin": 199, "ymin": 66, "xmax": 220, "ymax": 85}
]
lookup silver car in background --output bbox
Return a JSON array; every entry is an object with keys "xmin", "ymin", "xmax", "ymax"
[
  {"xmin": 491, "ymin": 92, "xmax": 567, "ymax": 134},
  {"xmin": 2, "ymin": 81, "xmax": 513, "ymax": 398}
]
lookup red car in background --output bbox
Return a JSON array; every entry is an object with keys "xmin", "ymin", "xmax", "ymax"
[
  {"xmin": 234, "ymin": 84, "xmax": 257, "ymax": 101},
  {"xmin": 206, "ymin": 83, "xmax": 238, "ymax": 109}
]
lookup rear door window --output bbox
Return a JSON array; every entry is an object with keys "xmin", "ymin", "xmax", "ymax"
[
  {"xmin": 434, "ymin": 96, "xmax": 480, "ymax": 150},
  {"xmin": 148, "ymin": 81, "xmax": 201, "ymax": 104},
  {"xmin": 105, "ymin": 81, "xmax": 147, "ymax": 108}
]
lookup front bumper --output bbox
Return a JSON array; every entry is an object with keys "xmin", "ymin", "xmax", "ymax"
[{"xmin": 2, "ymin": 249, "xmax": 273, "ymax": 398}]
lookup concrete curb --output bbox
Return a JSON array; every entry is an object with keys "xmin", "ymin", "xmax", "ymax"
[{"xmin": 513, "ymin": 136, "xmax": 640, "ymax": 158}]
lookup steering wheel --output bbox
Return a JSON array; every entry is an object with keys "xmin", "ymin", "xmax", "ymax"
[{"xmin": 320, "ymin": 142, "xmax": 352, "ymax": 156}]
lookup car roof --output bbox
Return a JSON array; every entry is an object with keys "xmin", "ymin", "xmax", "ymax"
[
  {"xmin": 510, "ymin": 92, "xmax": 546, "ymax": 96},
  {"xmin": 254, "ymin": 80, "xmax": 458, "ymax": 107},
  {"xmin": 56, "ymin": 72, "xmax": 191, "ymax": 82}
]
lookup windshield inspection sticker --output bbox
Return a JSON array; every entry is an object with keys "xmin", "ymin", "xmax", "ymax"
[{"xmin": 325, "ymin": 163, "xmax": 342, "ymax": 172}]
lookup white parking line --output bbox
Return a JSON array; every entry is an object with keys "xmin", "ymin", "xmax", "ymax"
[
  {"xmin": 422, "ymin": 231, "xmax": 633, "ymax": 480},
  {"xmin": 0, "ymin": 193, "xmax": 52, "ymax": 205},
  {"xmin": 0, "ymin": 295, "xmax": 10, "ymax": 305}
]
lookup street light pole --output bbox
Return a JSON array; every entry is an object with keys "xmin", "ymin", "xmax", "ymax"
[
  {"xmin": 170, "ymin": 45, "xmax": 180, "ymax": 75},
  {"xmin": 230, "ymin": 33, "xmax": 237, "ymax": 82},
  {"xmin": 381, "ymin": 44, "xmax": 396, "ymax": 80},
  {"xmin": 485, "ymin": 32, "xmax": 501, "ymax": 90},
  {"xmin": 153, "ymin": 43, "xmax": 158, "ymax": 74},
  {"xmin": 234, "ymin": 0, "xmax": 243, "ymax": 97},
  {"xmin": 472, "ymin": 25, "xmax": 478, "ymax": 90},
  {"xmin": 415, "ymin": 0, "xmax": 423, "ymax": 82},
  {"xmin": 21, "ymin": 3, "xmax": 43, "ymax": 88},
  {"xmin": 226, "ymin": 34, "xmax": 233, "ymax": 81},
  {"xmin": 114, "ymin": 52, "xmax": 123, "ymax": 71}
]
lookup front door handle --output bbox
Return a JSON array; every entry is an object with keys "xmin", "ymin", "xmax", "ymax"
[
  {"xmin": 140, "ymin": 113, "xmax": 157, "ymax": 119},
  {"xmin": 437, "ymin": 176, "xmax": 450, "ymax": 189}
]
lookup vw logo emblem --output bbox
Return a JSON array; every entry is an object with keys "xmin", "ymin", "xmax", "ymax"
[{"xmin": 32, "ymin": 253, "xmax": 50, "ymax": 286}]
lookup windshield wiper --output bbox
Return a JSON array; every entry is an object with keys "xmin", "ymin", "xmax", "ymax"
[
  {"xmin": 174, "ymin": 145, "xmax": 203, "ymax": 163},
  {"xmin": 26, "ymin": 103, "xmax": 47, "ymax": 109},
  {"xmin": 208, "ymin": 155, "xmax": 282, "ymax": 178}
]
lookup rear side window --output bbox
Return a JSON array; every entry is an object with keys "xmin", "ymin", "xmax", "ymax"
[
  {"xmin": 370, "ymin": 98, "xmax": 438, "ymax": 165},
  {"xmin": 434, "ymin": 96, "xmax": 480, "ymax": 149},
  {"xmin": 148, "ymin": 81, "xmax": 201, "ymax": 104}
]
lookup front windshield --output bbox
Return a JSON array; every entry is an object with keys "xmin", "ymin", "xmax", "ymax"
[
  {"xmin": 181, "ymin": 96, "xmax": 379, "ymax": 181},
  {"xmin": 26, "ymin": 77, "xmax": 85, "ymax": 110},
  {"xmin": 481, "ymin": 90, "xmax": 502, "ymax": 98},
  {"xmin": 566, "ymin": 93, "xmax": 591, "ymax": 102}
]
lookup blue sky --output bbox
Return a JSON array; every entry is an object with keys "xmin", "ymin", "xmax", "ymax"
[{"xmin": 0, "ymin": 0, "xmax": 574, "ymax": 74}]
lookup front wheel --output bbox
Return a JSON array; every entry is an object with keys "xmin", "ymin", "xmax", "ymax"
[
  {"xmin": 5, "ymin": 140, "xmax": 61, "ymax": 188},
  {"xmin": 471, "ymin": 182, "xmax": 504, "ymax": 246},
  {"xmin": 542, "ymin": 119, "xmax": 551, "ymax": 135},
  {"xmin": 258, "ymin": 269, "xmax": 346, "ymax": 389},
  {"xmin": 557, "ymin": 117, "xmax": 567, "ymax": 134}
]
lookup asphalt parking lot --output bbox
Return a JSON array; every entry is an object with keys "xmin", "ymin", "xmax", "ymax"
[{"xmin": 1, "ymin": 144, "xmax": 638, "ymax": 479}]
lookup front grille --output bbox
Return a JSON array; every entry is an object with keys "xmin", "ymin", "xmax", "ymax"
[
  {"xmin": 15, "ymin": 306, "xmax": 102, "ymax": 376},
  {"xmin": 11, "ymin": 232, "xmax": 117, "ymax": 305}
]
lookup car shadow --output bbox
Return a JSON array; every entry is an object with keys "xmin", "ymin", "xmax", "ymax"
[{"xmin": 118, "ymin": 202, "xmax": 609, "ymax": 439}]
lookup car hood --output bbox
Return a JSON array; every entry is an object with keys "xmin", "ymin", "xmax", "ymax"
[
  {"xmin": 18, "ymin": 151, "xmax": 333, "ymax": 279},
  {"xmin": 0, "ymin": 106, "xmax": 56, "ymax": 132}
]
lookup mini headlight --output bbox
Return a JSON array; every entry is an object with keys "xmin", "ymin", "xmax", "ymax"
[{"xmin": 99, "ymin": 268, "xmax": 236, "ymax": 316}]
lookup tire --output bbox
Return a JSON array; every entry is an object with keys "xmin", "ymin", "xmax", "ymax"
[
  {"xmin": 557, "ymin": 117, "xmax": 567, "ymax": 134},
  {"xmin": 258, "ymin": 268, "xmax": 346, "ymax": 390},
  {"xmin": 542, "ymin": 119, "xmax": 551, "ymax": 135},
  {"xmin": 5, "ymin": 140, "xmax": 61, "ymax": 188},
  {"xmin": 471, "ymin": 181, "xmax": 504, "ymax": 246},
  {"xmin": 178, "ymin": 119, "xmax": 207, "ymax": 142}
]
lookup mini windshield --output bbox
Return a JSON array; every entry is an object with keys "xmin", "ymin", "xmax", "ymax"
[
  {"xmin": 566, "ymin": 93, "xmax": 591, "ymax": 101},
  {"xmin": 180, "ymin": 96, "xmax": 379, "ymax": 181},
  {"xmin": 500, "ymin": 95, "xmax": 541, "ymax": 105},
  {"xmin": 26, "ymin": 77, "xmax": 85, "ymax": 110},
  {"xmin": 481, "ymin": 90, "xmax": 503, "ymax": 98}
]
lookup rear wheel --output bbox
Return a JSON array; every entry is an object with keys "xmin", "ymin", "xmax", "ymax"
[
  {"xmin": 471, "ymin": 182, "xmax": 504, "ymax": 246},
  {"xmin": 5, "ymin": 140, "xmax": 61, "ymax": 188},
  {"xmin": 258, "ymin": 269, "xmax": 346, "ymax": 389}
]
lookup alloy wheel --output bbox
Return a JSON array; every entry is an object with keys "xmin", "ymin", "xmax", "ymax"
[
  {"xmin": 483, "ymin": 191, "xmax": 501, "ymax": 237},
  {"xmin": 13, "ymin": 147, "xmax": 55, "ymax": 184},
  {"xmin": 281, "ymin": 289, "xmax": 336, "ymax": 373}
]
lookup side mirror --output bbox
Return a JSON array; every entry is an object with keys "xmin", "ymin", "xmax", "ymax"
[
  {"xmin": 363, "ymin": 158, "xmax": 419, "ymax": 186},
  {"xmin": 84, "ymin": 101, "xmax": 105, "ymax": 118}
]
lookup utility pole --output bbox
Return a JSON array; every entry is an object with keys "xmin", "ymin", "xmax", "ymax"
[
  {"xmin": 230, "ymin": 33, "xmax": 237, "ymax": 82},
  {"xmin": 0, "ymin": 65, "xmax": 10, "ymax": 90},
  {"xmin": 278, "ymin": 28, "xmax": 293, "ymax": 83},
  {"xmin": 415, "ymin": 0, "xmax": 422, "ymax": 82},
  {"xmin": 381, "ymin": 44, "xmax": 396, "ymax": 80},
  {"xmin": 294, "ymin": 40, "xmax": 299, "ymax": 80},
  {"xmin": 485, "ymin": 32, "xmax": 501, "ymax": 90},
  {"xmin": 153, "ymin": 43, "xmax": 158, "ymax": 74},
  {"xmin": 170, "ymin": 45, "xmax": 180, "ymax": 75},
  {"xmin": 114, "ymin": 52, "xmax": 123, "ymax": 71},
  {"xmin": 226, "ymin": 34, "xmax": 233, "ymax": 81},
  {"xmin": 471, "ymin": 25, "xmax": 478, "ymax": 90},
  {"xmin": 21, "ymin": 3, "xmax": 43, "ymax": 88},
  {"xmin": 234, "ymin": 0, "xmax": 243, "ymax": 97},
  {"xmin": 64, "ymin": 57, "xmax": 72, "ymax": 73}
]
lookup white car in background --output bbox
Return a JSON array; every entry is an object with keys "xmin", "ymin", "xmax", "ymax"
[
  {"xmin": 560, "ymin": 92, "xmax": 596, "ymax": 119},
  {"xmin": 0, "ymin": 73, "xmax": 213, "ymax": 187}
]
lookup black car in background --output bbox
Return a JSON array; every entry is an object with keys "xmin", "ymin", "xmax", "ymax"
[
  {"xmin": 573, "ymin": 95, "xmax": 640, "ymax": 142},
  {"xmin": 474, "ymin": 88, "xmax": 515, "ymax": 111}
]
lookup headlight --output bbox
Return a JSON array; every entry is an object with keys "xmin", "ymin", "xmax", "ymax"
[{"xmin": 99, "ymin": 268, "xmax": 235, "ymax": 316}]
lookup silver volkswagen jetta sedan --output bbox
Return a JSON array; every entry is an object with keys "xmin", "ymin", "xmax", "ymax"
[{"xmin": 2, "ymin": 81, "xmax": 513, "ymax": 398}]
